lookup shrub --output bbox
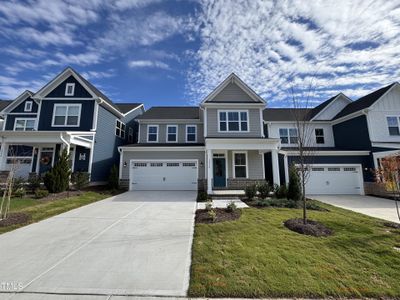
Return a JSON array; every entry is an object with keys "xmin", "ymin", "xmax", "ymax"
[
  {"xmin": 43, "ymin": 148, "xmax": 71, "ymax": 193},
  {"xmin": 13, "ymin": 187, "xmax": 26, "ymax": 198},
  {"xmin": 226, "ymin": 200, "xmax": 237, "ymax": 212},
  {"xmin": 258, "ymin": 182, "xmax": 271, "ymax": 199},
  {"xmin": 208, "ymin": 209, "xmax": 217, "ymax": 222},
  {"xmin": 197, "ymin": 191, "xmax": 208, "ymax": 202},
  {"xmin": 256, "ymin": 198, "xmax": 296, "ymax": 208},
  {"xmin": 12, "ymin": 177, "xmax": 25, "ymax": 194},
  {"xmin": 71, "ymin": 172, "xmax": 90, "ymax": 190},
  {"xmin": 287, "ymin": 165, "xmax": 302, "ymax": 201},
  {"xmin": 205, "ymin": 200, "xmax": 213, "ymax": 211},
  {"xmin": 275, "ymin": 184, "xmax": 287, "ymax": 199},
  {"xmin": 108, "ymin": 165, "xmax": 119, "ymax": 190},
  {"xmin": 245, "ymin": 184, "xmax": 257, "ymax": 200},
  {"xmin": 27, "ymin": 174, "xmax": 41, "ymax": 192},
  {"xmin": 35, "ymin": 188, "xmax": 49, "ymax": 199}
]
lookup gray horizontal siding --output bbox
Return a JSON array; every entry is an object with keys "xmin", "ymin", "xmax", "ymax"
[
  {"xmin": 121, "ymin": 150, "xmax": 206, "ymax": 179},
  {"xmin": 226, "ymin": 150, "xmax": 263, "ymax": 179},
  {"xmin": 206, "ymin": 108, "xmax": 262, "ymax": 137},
  {"xmin": 139, "ymin": 123, "xmax": 204, "ymax": 144},
  {"xmin": 211, "ymin": 82, "xmax": 254, "ymax": 102}
]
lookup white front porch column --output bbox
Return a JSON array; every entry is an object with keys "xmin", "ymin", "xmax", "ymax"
[
  {"xmin": 207, "ymin": 149, "xmax": 213, "ymax": 194},
  {"xmin": 271, "ymin": 149, "xmax": 280, "ymax": 186},
  {"xmin": 0, "ymin": 142, "xmax": 8, "ymax": 170},
  {"xmin": 284, "ymin": 154, "xmax": 289, "ymax": 185}
]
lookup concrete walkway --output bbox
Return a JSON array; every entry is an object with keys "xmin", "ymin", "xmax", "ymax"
[
  {"xmin": 311, "ymin": 194, "xmax": 400, "ymax": 223},
  {"xmin": 0, "ymin": 191, "xmax": 196, "ymax": 299}
]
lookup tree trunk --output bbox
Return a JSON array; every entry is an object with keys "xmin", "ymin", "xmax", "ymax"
[{"xmin": 302, "ymin": 182, "xmax": 307, "ymax": 224}]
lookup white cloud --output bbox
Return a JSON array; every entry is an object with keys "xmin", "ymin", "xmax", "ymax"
[{"xmin": 128, "ymin": 60, "xmax": 170, "ymax": 69}]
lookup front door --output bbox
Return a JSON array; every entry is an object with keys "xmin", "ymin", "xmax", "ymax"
[
  {"xmin": 39, "ymin": 147, "xmax": 54, "ymax": 175},
  {"xmin": 213, "ymin": 158, "xmax": 226, "ymax": 187}
]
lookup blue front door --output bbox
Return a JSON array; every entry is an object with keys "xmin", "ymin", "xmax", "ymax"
[{"xmin": 213, "ymin": 158, "xmax": 226, "ymax": 187}]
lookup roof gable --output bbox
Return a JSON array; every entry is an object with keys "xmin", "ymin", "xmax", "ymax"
[
  {"xmin": 202, "ymin": 73, "xmax": 265, "ymax": 104},
  {"xmin": 2, "ymin": 90, "xmax": 36, "ymax": 113},
  {"xmin": 45, "ymin": 75, "xmax": 92, "ymax": 98},
  {"xmin": 311, "ymin": 93, "xmax": 352, "ymax": 121}
]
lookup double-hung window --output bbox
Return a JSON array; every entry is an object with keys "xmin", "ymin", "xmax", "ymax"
[
  {"xmin": 167, "ymin": 125, "xmax": 178, "ymax": 142},
  {"xmin": 186, "ymin": 125, "xmax": 197, "ymax": 142},
  {"xmin": 279, "ymin": 128, "xmax": 298, "ymax": 144},
  {"xmin": 387, "ymin": 116, "xmax": 400, "ymax": 136},
  {"xmin": 14, "ymin": 119, "xmax": 36, "ymax": 131},
  {"xmin": 147, "ymin": 125, "xmax": 158, "ymax": 142},
  {"xmin": 115, "ymin": 120, "xmax": 126, "ymax": 138},
  {"xmin": 233, "ymin": 152, "xmax": 247, "ymax": 178},
  {"xmin": 24, "ymin": 101, "xmax": 33, "ymax": 112},
  {"xmin": 315, "ymin": 128, "xmax": 325, "ymax": 144},
  {"xmin": 52, "ymin": 104, "xmax": 81, "ymax": 127},
  {"xmin": 219, "ymin": 111, "xmax": 248, "ymax": 132}
]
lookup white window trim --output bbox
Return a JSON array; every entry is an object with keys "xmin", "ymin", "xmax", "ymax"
[
  {"xmin": 166, "ymin": 125, "xmax": 178, "ymax": 143},
  {"xmin": 65, "ymin": 83, "xmax": 75, "ymax": 96},
  {"xmin": 24, "ymin": 101, "xmax": 33, "ymax": 112},
  {"xmin": 217, "ymin": 110, "xmax": 249, "ymax": 133},
  {"xmin": 13, "ymin": 118, "xmax": 37, "ymax": 131},
  {"xmin": 315, "ymin": 128, "xmax": 325, "ymax": 144},
  {"xmin": 186, "ymin": 125, "xmax": 197, "ymax": 143},
  {"xmin": 147, "ymin": 125, "xmax": 159, "ymax": 143},
  {"xmin": 279, "ymin": 127, "xmax": 298, "ymax": 145},
  {"xmin": 51, "ymin": 103, "xmax": 82, "ymax": 127},
  {"xmin": 386, "ymin": 115, "xmax": 400, "ymax": 136},
  {"xmin": 232, "ymin": 151, "xmax": 248, "ymax": 179},
  {"xmin": 115, "ymin": 119, "xmax": 126, "ymax": 139}
]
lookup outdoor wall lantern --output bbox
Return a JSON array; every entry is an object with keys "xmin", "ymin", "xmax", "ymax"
[{"xmin": 123, "ymin": 161, "xmax": 127, "ymax": 167}]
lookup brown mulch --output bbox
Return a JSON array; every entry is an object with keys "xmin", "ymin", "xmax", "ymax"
[
  {"xmin": 196, "ymin": 208, "xmax": 241, "ymax": 224},
  {"xmin": 284, "ymin": 218, "xmax": 333, "ymax": 237},
  {"xmin": 384, "ymin": 222, "xmax": 400, "ymax": 229},
  {"xmin": 0, "ymin": 212, "xmax": 30, "ymax": 227}
]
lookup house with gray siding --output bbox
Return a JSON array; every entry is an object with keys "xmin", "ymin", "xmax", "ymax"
[
  {"xmin": 0, "ymin": 67, "xmax": 144, "ymax": 182},
  {"xmin": 119, "ymin": 73, "xmax": 400, "ymax": 195}
]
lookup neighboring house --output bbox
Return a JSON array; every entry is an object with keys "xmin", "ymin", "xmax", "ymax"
[
  {"xmin": 0, "ymin": 67, "xmax": 144, "ymax": 182},
  {"xmin": 119, "ymin": 73, "xmax": 400, "ymax": 195}
]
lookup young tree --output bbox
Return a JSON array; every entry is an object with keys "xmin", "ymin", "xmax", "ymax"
[
  {"xmin": 375, "ymin": 155, "xmax": 400, "ymax": 221},
  {"xmin": 287, "ymin": 164, "xmax": 302, "ymax": 201},
  {"xmin": 43, "ymin": 148, "xmax": 71, "ymax": 193}
]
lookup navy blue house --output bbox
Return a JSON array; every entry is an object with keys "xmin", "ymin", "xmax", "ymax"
[{"xmin": 0, "ymin": 67, "xmax": 144, "ymax": 182}]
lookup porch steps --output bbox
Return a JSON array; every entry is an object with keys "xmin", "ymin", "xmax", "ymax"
[{"xmin": 210, "ymin": 189, "xmax": 245, "ymax": 200}]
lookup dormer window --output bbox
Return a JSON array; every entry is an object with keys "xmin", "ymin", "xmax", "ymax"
[
  {"xmin": 65, "ymin": 83, "xmax": 75, "ymax": 96},
  {"xmin": 24, "ymin": 101, "xmax": 33, "ymax": 112}
]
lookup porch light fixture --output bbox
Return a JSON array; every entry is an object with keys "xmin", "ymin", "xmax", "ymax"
[
  {"xmin": 123, "ymin": 161, "xmax": 127, "ymax": 167},
  {"xmin": 200, "ymin": 161, "xmax": 204, "ymax": 167}
]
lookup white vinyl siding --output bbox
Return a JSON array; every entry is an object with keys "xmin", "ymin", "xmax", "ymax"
[{"xmin": 51, "ymin": 104, "xmax": 81, "ymax": 127}]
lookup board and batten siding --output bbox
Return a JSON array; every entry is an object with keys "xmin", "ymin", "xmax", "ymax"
[
  {"xmin": 10, "ymin": 97, "xmax": 39, "ymax": 113},
  {"xmin": 366, "ymin": 84, "xmax": 400, "ymax": 143},
  {"xmin": 206, "ymin": 108, "xmax": 262, "ymax": 137},
  {"xmin": 212, "ymin": 82, "xmax": 255, "ymax": 103},
  {"xmin": 313, "ymin": 95, "xmax": 349, "ymax": 120},
  {"xmin": 5, "ymin": 114, "xmax": 38, "ymax": 130},
  {"xmin": 139, "ymin": 123, "xmax": 204, "ymax": 143},
  {"xmin": 120, "ymin": 150, "xmax": 206, "ymax": 180},
  {"xmin": 226, "ymin": 150, "xmax": 264, "ymax": 179}
]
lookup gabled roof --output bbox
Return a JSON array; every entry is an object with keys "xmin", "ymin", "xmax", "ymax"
[
  {"xmin": 114, "ymin": 103, "xmax": 143, "ymax": 114},
  {"xmin": 263, "ymin": 108, "xmax": 312, "ymax": 121},
  {"xmin": 201, "ymin": 73, "xmax": 265, "ymax": 104},
  {"xmin": 1, "ymin": 90, "xmax": 35, "ymax": 113},
  {"xmin": 0, "ymin": 100, "xmax": 12, "ymax": 111},
  {"xmin": 136, "ymin": 106, "xmax": 200, "ymax": 120},
  {"xmin": 334, "ymin": 83, "xmax": 398, "ymax": 120},
  {"xmin": 309, "ymin": 93, "xmax": 352, "ymax": 120}
]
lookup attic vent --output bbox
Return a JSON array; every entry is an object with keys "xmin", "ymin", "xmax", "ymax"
[{"xmin": 65, "ymin": 83, "xmax": 75, "ymax": 96}]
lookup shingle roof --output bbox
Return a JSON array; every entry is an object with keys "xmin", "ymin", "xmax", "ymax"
[
  {"xmin": 114, "ymin": 103, "xmax": 143, "ymax": 114},
  {"xmin": 136, "ymin": 106, "xmax": 200, "ymax": 120},
  {"xmin": 123, "ymin": 143, "xmax": 205, "ymax": 147},
  {"xmin": 263, "ymin": 108, "xmax": 312, "ymax": 121},
  {"xmin": 0, "ymin": 100, "xmax": 12, "ymax": 111},
  {"xmin": 334, "ymin": 83, "xmax": 397, "ymax": 119}
]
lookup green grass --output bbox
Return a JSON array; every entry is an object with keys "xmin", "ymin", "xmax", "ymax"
[
  {"xmin": 0, "ymin": 191, "xmax": 112, "ymax": 234},
  {"xmin": 189, "ymin": 202, "xmax": 400, "ymax": 298}
]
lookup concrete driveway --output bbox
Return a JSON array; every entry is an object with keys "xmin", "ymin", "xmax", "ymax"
[
  {"xmin": 311, "ymin": 194, "xmax": 400, "ymax": 223},
  {"xmin": 0, "ymin": 191, "xmax": 196, "ymax": 299}
]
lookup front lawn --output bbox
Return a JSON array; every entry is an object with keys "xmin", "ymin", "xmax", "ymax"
[
  {"xmin": 0, "ymin": 190, "xmax": 114, "ymax": 234},
  {"xmin": 190, "ymin": 202, "xmax": 400, "ymax": 298}
]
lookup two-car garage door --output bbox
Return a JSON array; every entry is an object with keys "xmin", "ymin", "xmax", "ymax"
[
  {"xmin": 305, "ymin": 165, "xmax": 363, "ymax": 195},
  {"xmin": 129, "ymin": 160, "xmax": 198, "ymax": 191}
]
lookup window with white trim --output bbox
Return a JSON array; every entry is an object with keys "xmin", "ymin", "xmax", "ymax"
[
  {"xmin": 24, "ymin": 101, "xmax": 33, "ymax": 112},
  {"xmin": 386, "ymin": 116, "xmax": 400, "ymax": 135},
  {"xmin": 315, "ymin": 128, "xmax": 325, "ymax": 144},
  {"xmin": 219, "ymin": 111, "xmax": 248, "ymax": 132},
  {"xmin": 52, "ymin": 104, "xmax": 81, "ymax": 127},
  {"xmin": 147, "ymin": 125, "xmax": 158, "ymax": 142},
  {"xmin": 128, "ymin": 127, "xmax": 134, "ymax": 143},
  {"xmin": 233, "ymin": 152, "xmax": 247, "ymax": 178},
  {"xmin": 186, "ymin": 125, "xmax": 196, "ymax": 142},
  {"xmin": 14, "ymin": 119, "xmax": 36, "ymax": 131},
  {"xmin": 65, "ymin": 83, "xmax": 75, "ymax": 96},
  {"xmin": 167, "ymin": 125, "xmax": 178, "ymax": 142},
  {"xmin": 115, "ymin": 120, "xmax": 126, "ymax": 138},
  {"xmin": 279, "ymin": 128, "xmax": 298, "ymax": 144}
]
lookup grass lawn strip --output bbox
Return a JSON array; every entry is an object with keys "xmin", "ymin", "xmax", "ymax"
[{"xmin": 190, "ymin": 201, "xmax": 400, "ymax": 298}]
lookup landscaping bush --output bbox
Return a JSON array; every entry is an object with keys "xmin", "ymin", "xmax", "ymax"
[
  {"xmin": 108, "ymin": 165, "xmax": 119, "ymax": 190},
  {"xmin": 205, "ymin": 200, "xmax": 213, "ymax": 211},
  {"xmin": 258, "ymin": 182, "xmax": 271, "ymax": 199},
  {"xmin": 274, "ymin": 184, "xmax": 287, "ymax": 199},
  {"xmin": 287, "ymin": 165, "xmax": 302, "ymax": 201},
  {"xmin": 35, "ymin": 188, "xmax": 49, "ymax": 199},
  {"xmin": 255, "ymin": 198, "xmax": 297, "ymax": 208},
  {"xmin": 245, "ymin": 184, "xmax": 257, "ymax": 200},
  {"xmin": 27, "ymin": 174, "xmax": 41, "ymax": 192},
  {"xmin": 12, "ymin": 177, "xmax": 25, "ymax": 194},
  {"xmin": 226, "ymin": 200, "xmax": 237, "ymax": 212},
  {"xmin": 71, "ymin": 172, "xmax": 90, "ymax": 190},
  {"xmin": 207, "ymin": 209, "xmax": 217, "ymax": 222},
  {"xmin": 197, "ymin": 191, "xmax": 208, "ymax": 202},
  {"xmin": 43, "ymin": 149, "xmax": 71, "ymax": 193},
  {"xmin": 13, "ymin": 187, "xmax": 26, "ymax": 198}
]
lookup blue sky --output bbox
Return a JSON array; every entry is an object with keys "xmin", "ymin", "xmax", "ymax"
[{"xmin": 0, "ymin": 0, "xmax": 400, "ymax": 108}]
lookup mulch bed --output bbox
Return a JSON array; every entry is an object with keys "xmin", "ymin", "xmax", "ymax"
[
  {"xmin": 0, "ymin": 212, "xmax": 30, "ymax": 227},
  {"xmin": 384, "ymin": 222, "xmax": 400, "ymax": 229},
  {"xmin": 38, "ymin": 190, "xmax": 82, "ymax": 201},
  {"xmin": 196, "ymin": 208, "xmax": 241, "ymax": 224},
  {"xmin": 284, "ymin": 218, "xmax": 333, "ymax": 237}
]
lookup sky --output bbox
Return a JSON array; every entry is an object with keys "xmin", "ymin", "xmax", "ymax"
[{"xmin": 0, "ymin": 0, "xmax": 400, "ymax": 108}]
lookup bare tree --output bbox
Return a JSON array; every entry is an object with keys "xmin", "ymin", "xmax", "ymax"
[{"xmin": 0, "ymin": 155, "xmax": 20, "ymax": 220}]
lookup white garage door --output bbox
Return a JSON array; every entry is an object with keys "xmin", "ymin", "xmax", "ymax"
[
  {"xmin": 130, "ymin": 160, "xmax": 198, "ymax": 191},
  {"xmin": 306, "ymin": 165, "xmax": 363, "ymax": 195}
]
